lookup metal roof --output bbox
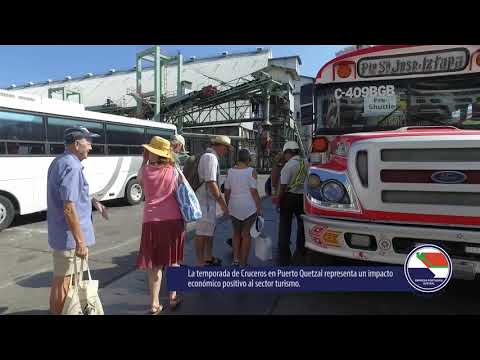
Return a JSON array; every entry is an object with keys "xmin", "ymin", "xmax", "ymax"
[
  {"xmin": 185, "ymin": 123, "xmax": 253, "ymax": 129},
  {"xmin": 5, "ymin": 48, "xmax": 272, "ymax": 90},
  {"xmin": 6, "ymin": 49, "xmax": 272, "ymax": 109}
]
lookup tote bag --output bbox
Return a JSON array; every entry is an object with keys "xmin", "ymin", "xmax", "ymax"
[
  {"xmin": 174, "ymin": 166, "xmax": 202, "ymax": 223},
  {"xmin": 255, "ymin": 235, "xmax": 273, "ymax": 262},
  {"xmin": 61, "ymin": 258, "xmax": 84, "ymax": 315},
  {"xmin": 78, "ymin": 258, "xmax": 104, "ymax": 315}
]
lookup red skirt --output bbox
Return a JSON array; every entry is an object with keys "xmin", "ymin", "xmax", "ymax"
[{"xmin": 136, "ymin": 220, "xmax": 186, "ymax": 269}]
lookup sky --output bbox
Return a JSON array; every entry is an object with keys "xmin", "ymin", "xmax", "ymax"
[{"xmin": 0, "ymin": 45, "xmax": 348, "ymax": 89}]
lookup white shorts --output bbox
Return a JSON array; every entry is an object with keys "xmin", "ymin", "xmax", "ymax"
[
  {"xmin": 195, "ymin": 221, "xmax": 216, "ymax": 237},
  {"xmin": 196, "ymin": 193, "xmax": 218, "ymax": 236}
]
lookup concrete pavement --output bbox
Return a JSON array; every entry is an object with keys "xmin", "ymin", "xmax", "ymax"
[
  {"xmin": 100, "ymin": 197, "xmax": 281, "ymax": 315},
  {"xmin": 99, "ymin": 197, "xmax": 480, "ymax": 315},
  {"xmin": 97, "ymin": 196, "xmax": 480, "ymax": 316},
  {"xmin": 3, "ymin": 172, "xmax": 480, "ymax": 315},
  {"xmin": 0, "ymin": 175, "xmax": 270, "ymax": 315},
  {"xmin": 0, "ymin": 198, "xmax": 144, "ymax": 314}
]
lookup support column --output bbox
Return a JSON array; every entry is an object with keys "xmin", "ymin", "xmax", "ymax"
[
  {"xmin": 136, "ymin": 55, "xmax": 143, "ymax": 118},
  {"xmin": 154, "ymin": 45, "xmax": 162, "ymax": 121},
  {"xmin": 264, "ymin": 92, "xmax": 271, "ymax": 125},
  {"xmin": 177, "ymin": 52, "xmax": 183, "ymax": 133},
  {"xmin": 177, "ymin": 52, "xmax": 183, "ymax": 97}
]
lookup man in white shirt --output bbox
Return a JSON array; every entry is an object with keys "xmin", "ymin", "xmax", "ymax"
[
  {"xmin": 194, "ymin": 135, "xmax": 232, "ymax": 266},
  {"xmin": 277, "ymin": 141, "xmax": 307, "ymax": 265}
]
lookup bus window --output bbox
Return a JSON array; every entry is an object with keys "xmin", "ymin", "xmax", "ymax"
[
  {"xmin": 0, "ymin": 142, "xmax": 5, "ymax": 154},
  {"xmin": 7, "ymin": 142, "xmax": 45, "ymax": 155},
  {"xmin": 50, "ymin": 143, "xmax": 105, "ymax": 155},
  {"xmin": 128, "ymin": 146, "xmax": 144, "ymax": 155},
  {"xmin": 0, "ymin": 111, "xmax": 44, "ymax": 141},
  {"xmin": 49, "ymin": 143, "xmax": 65, "ymax": 155},
  {"xmin": 316, "ymin": 74, "xmax": 480, "ymax": 132},
  {"xmin": 146, "ymin": 127, "xmax": 175, "ymax": 141},
  {"xmin": 90, "ymin": 145, "xmax": 106, "ymax": 155},
  {"xmin": 47, "ymin": 117, "xmax": 105, "ymax": 144},
  {"xmin": 6, "ymin": 142, "xmax": 19, "ymax": 154},
  {"xmin": 107, "ymin": 124, "xmax": 145, "ymax": 145},
  {"xmin": 108, "ymin": 145, "xmax": 129, "ymax": 155}
]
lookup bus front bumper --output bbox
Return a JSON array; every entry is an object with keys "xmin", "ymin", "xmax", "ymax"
[{"xmin": 302, "ymin": 214, "xmax": 480, "ymax": 279}]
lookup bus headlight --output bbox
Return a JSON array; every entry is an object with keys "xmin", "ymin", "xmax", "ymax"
[
  {"xmin": 308, "ymin": 174, "xmax": 322, "ymax": 188},
  {"xmin": 321, "ymin": 180, "xmax": 347, "ymax": 203},
  {"xmin": 307, "ymin": 174, "xmax": 323, "ymax": 201},
  {"xmin": 306, "ymin": 169, "xmax": 359, "ymax": 211}
]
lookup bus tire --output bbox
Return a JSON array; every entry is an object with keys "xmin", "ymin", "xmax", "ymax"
[
  {"xmin": 125, "ymin": 178, "xmax": 143, "ymax": 206},
  {"xmin": 0, "ymin": 195, "xmax": 15, "ymax": 231}
]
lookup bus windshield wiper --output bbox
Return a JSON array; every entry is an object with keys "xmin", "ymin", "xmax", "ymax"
[{"xmin": 377, "ymin": 105, "xmax": 401, "ymax": 126}]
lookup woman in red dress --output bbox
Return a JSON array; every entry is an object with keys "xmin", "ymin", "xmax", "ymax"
[{"xmin": 136, "ymin": 136, "xmax": 185, "ymax": 314}]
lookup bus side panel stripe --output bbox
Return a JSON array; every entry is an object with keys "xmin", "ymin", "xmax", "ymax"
[{"xmin": 93, "ymin": 157, "xmax": 123, "ymax": 199}]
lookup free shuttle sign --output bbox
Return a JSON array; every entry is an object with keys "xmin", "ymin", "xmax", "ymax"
[
  {"xmin": 358, "ymin": 48, "xmax": 469, "ymax": 78},
  {"xmin": 364, "ymin": 96, "xmax": 397, "ymax": 114}
]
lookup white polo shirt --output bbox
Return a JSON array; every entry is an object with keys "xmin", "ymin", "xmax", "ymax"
[{"xmin": 196, "ymin": 148, "xmax": 219, "ymax": 223}]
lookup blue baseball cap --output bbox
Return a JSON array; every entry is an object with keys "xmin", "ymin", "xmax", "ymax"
[{"xmin": 64, "ymin": 126, "xmax": 100, "ymax": 143}]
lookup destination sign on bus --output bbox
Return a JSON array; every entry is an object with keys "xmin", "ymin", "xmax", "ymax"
[{"xmin": 358, "ymin": 48, "xmax": 469, "ymax": 78}]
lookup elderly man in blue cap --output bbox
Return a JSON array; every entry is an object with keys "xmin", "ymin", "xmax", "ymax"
[{"xmin": 47, "ymin": 126, "xmax": 108, "ymax": 314}]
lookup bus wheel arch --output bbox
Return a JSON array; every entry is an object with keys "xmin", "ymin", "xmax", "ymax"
[
  {"xmin": 124, "ymin": 177, "xmax": 143, "ymax": 206},
  {"xmin": 0, "ymin": 192, "xmax": 18, "ymax": 231}
]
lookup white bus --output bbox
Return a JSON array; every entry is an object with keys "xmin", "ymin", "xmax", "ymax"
[{"xmin": 0, "ymin": 90, "xmax": 177, "ymax": 230}]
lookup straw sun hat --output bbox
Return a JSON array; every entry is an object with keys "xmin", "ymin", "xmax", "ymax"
[
  {"xmin": 142, "ymin": 136, "xmax": 172, "ymax": 159},
  {"xmin": 210, "ymin": 135, "xmax": 233, "ymax": 149}
]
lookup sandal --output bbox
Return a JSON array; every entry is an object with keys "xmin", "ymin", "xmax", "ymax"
[
  {"xmin": 149, "ymin": 304, "xmax": 163, "ymax": 315},
  {"xmin": 169, "ymin": 295, "xmax": 182, "ymax": 310},
  {"xmin": 205, "ymin": 257, "xmax": 222, "ymax": 266}
]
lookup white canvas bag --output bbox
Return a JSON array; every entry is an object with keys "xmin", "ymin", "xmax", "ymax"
[
  {"xmin": 61, "ymin": 258, "xmax": 83, "ymax": 315},
  {"xmin": 255, "ymin": 235, "xmax": 273, "ymax": 261},
  {"xmin": 78, "ymin": 258, "xmax": 104, "ymax": 315}
]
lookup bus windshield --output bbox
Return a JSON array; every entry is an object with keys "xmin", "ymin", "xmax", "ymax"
[{"xmin": 315, "ymin": 73, "xmax": 480, "ymax": 134}]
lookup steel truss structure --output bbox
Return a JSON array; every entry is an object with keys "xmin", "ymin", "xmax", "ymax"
[
  {"xmin": 160, "ymin": 71, "xmax": 282, "ymax": 126},
  {"xmin": 87, "ymin": 46, "xmax": 303, "ymax": 172},
  {"xmin": 158, "ymin": 71, "xmax": 299, "ymax": 171}
]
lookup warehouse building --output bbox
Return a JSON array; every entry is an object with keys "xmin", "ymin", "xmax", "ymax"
[{"xmin": 6, "ymin": 47, "xmax": 314, "ymax": 170}]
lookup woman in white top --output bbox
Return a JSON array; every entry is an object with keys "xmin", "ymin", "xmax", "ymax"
[{"xmin": 224, "ymin": 149, "xmax": 262, "ymax": 266}]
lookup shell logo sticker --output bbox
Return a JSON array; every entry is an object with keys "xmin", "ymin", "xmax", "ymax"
[
  {"xmin": 309, "ymin": 225, "xmax": 341, "ymax": 248},
  {"xmin": 323, "ymin": 231, "xmax": 341, "ymax": 247}
]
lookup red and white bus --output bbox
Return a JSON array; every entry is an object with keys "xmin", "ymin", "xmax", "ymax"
[{"xmin": 303, "ymin": 45, "xmax": 480, "ymax": 279}]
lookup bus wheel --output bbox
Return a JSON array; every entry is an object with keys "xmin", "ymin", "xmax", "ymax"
[
  {"xmin": 125, "ymin": 179, "xmax": 143, "ymax": 205},
  {"xmin": 0, "ymin": 195, "xmax": 15, "ymax": 231}
]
